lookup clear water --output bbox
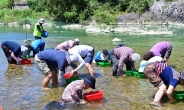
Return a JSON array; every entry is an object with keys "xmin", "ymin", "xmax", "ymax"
[{"xmin": 0, "ymin": 24, "xmax": 184, "ymax": 110}]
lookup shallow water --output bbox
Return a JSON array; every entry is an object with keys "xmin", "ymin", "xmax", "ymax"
[{"xmin": 0, "ymin": 24, "xmax": 184, "ymax": 110}]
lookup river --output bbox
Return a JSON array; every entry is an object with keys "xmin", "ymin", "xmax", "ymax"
[{"xmin": 0, "ymin": 23, "xmax": 184, "ymax": 110}]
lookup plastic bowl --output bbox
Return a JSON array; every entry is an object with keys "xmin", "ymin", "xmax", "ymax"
[
  {"xmin": 64, "ymin": 73, "xmax": 72, "ymax": 79},
  {"xmin": 97, "ymin": 61, "xmax": 111, "ymax": 67},
  {"xmin": 173, "ymin": 91, "xmax": 184, "ymax": 100},
  {"xmin": 22, "ymin": 55, "xmax": 30, "ymax": 58},
  {"xmin": 83, "ymin": 90, "xmax": 103, "ymax": 101},
  {"xmin": 124, "ymin": 70, "xmax": 137, "ymax": 76},
  {"xmin": 133, "ymin": 72, "xmax": 146, "ymax": 78},
  {"xmin": 66, "ymin": 76, "xmax": 82, "ymax": 84},
  {"xmin": 21, "ymin": 59, "xmax": 31, "ymax": 64}
]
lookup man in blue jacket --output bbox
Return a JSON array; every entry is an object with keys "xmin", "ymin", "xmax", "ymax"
[{"xmin": 25, "ymin": 39, "xmax": 45, "ymax": 57}]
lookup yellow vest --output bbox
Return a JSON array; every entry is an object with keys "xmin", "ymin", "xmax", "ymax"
[{"xmin": 33, "ymin": 23, "xmax": 43, "ymax": 37}]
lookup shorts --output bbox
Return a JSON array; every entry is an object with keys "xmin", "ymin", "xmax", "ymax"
[
  {"xmin": 34, "ymin": 55, "xmax": 57, "ymax": 75},
  {"xmin": 85, "ymin": 49, "xmax": 94, "ymax": 64}
]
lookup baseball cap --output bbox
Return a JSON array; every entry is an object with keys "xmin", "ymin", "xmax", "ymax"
[
  {"xmin": 84, "ymin": 75, "xmax": 96, "ymax": 89},
  {"xmin": 138, "ymin": 60, "xmax": 148, "ymax": 72},
  {"xmin": 132, "ymin": 53, "xmax": 140, "ymax": 62}
]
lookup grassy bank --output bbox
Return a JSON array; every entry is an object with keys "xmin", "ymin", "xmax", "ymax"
[{"xmin": 0, "ymin": 9, "xmax": 53, "ymax": 25}]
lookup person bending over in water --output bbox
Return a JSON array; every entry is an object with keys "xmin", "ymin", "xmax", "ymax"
[
  {"xmin": 144, "ymin": 61, "xmax": 184, "ymax": 106},
  {"xmin": 60, "ymin": 75, "xmax": 96, "ymax": 106}
]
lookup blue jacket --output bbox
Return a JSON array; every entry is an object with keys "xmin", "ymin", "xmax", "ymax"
[
  {"xmin": 31, "ymin": 39, "xmax": 45, "ymax": 53},
  {"xmin": 94, "ymin": 51, "xmax": 109, "ymax": 62}
]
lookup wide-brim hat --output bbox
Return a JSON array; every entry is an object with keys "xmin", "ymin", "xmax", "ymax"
[
  {"xmin": 138, "ymin": 60, "xmax": 148, "ymax": 72},
  {"xmin": 84, "ymin": 76, "xmax": 96, "ymax": 89},
  {"xmin": 100, "ymin": 53, "xmax": 109, "ymax": 61}
]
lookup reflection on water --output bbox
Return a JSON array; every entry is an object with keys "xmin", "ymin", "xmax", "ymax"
[{"xmin": 0, "ymin": 25, "xmax": 184, "ymax": 110}]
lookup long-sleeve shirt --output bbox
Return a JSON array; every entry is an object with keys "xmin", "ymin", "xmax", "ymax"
[
  {"xmin": 150, "ymin": 41, "xmax": 171, "ymax": 57},
  {"xmin": 69, "ymin": 45, "xmax": 93, "ymax": 72},
  {"xmin": 113, "ymin": 46, "xmax": 135, "ymax": 74},
  {"xmin": 56, "ymin": 40, "xmax": 75, "ymax": 51}
]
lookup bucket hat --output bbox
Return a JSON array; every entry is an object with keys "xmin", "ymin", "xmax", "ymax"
[
  {"xmin": 84, "ymin": 76, "xmax": 96, "ymax": 89},
  {"xmin": 138, "ymin": 60, "xmax": 148, "ymax": 72}
]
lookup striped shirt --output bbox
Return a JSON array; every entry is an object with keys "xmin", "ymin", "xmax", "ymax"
[
  {"xmin": 114, "ymin": 46, "xmax": 135, "ymax": 74},
  {"xmin": 154, "ymin": 61, "xmax": 167, "ymax": 75}
]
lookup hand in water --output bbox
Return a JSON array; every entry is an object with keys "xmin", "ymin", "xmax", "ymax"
[
  {"xmin": 79, "ymin": 99, "xmax": 87, "ymax": 105},
  {"xmin": 17, "ymin": 60, "xmax": 21, "ymax": 65}
]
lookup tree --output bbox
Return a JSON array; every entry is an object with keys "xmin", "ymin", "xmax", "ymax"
[{"xmin": 41, "ymin": 0, "xmax": 90, "ymax": 23}]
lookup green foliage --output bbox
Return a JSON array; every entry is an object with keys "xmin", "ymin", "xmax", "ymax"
[
  {"xmin": 93, "ymin": 3, "xmax": 117, "ymax": 24},
  {"xmin": 127, "ymin": 0, "xmax": 153, "ymax": 15},
  {"xmin": 0, "ymin": 0, "xmax": 156, "ymax": 24},
  {"xmin": 0, "ymin": 0, "xmax": 13, "ymax": 9}
]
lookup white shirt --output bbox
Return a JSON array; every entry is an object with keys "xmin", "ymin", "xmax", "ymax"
[
  {"xmin": 69, "ymin": 45, "xmax": 93, "ymax": 72},
  {"xmin": 148, "ymin": 56, "xmax": 163, "ymax": 63}
]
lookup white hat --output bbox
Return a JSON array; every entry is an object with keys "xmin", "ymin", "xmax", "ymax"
[
  {"xmin": 138, "ymin": 60, "xmax": 148, "ymax": 72},
  {"xmin": 100, "ymin": 53, "xmax": 109, "ymax": 61},
  {"xmin": 69, "ymin": 54, "xmax": 78, "ymax": 63},
  {"xmin": 38, "ymin": 18, "xmax": 45, "ymax": 24},
  {"xmin": 132, "ymin": 53, "xmax": 140, "ymax": 62}
]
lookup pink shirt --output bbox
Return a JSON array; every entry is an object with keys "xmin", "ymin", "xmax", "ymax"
[{"xmin": 56, "ymin": 40, "xmax": 75, "ymax": 51}]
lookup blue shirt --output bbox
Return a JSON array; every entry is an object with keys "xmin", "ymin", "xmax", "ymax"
[
  {"xmin": 1, "ymin": 41, "xmax": 21, "ymax": 56},
  {"xmin": 94, "ymin": 51, "xmax": 109, "ymax": 62},
  {"xmin": 31, "ymin": 39, "xmax": 45, "ymax": 53},
  {"xmin": 37, "ymin": 50, "xmax": 66, "ymax": 71}
]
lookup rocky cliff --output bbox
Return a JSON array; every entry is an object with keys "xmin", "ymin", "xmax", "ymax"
[{"xmin": 116, "ymin": 0, "xmax": 184, "ymax": 25}]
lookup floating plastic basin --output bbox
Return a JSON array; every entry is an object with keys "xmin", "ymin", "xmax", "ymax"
[
  {"xmin": 21, "ymin": 59, "xmax": 31, "ymax": 64},
  {"xmin": 173, "ymin": 91, "xmax": 184, "ymax": 100},
  {"xmin": 66, "ymin": 76, "xmax": 82, "ymax": 84},
  {"xmin": 133, "ymin": 72, "xmax": 146, "ymax": 78},
  {"xmin": 83, "ymin": 90, "xmax": 103, "ymax": 101},
  {"xmin": 22, "ymin": 55, "xmax": 30, "ymax": 58},
  {"xmin": 124, "ymin": 70, "xmax": 137, "ymax": 76},
  {"xmin": 97, "ymin": 61, "xmax": 111, "ymax": 67},
  {"xmin": 64, "ymin": 73, "xmax": 72, "ymax": 79}
]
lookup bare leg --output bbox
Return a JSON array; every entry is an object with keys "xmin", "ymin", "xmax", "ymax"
[
  {"xmin": 154, "ymin": 84, "xmax": 166, "ymax": 102},
  {"xmin": 51, "ymin": 70, "xmax": 58, "ymax": 86},
  {"xmin": 86, "ymin": 63, "xmax": 94, "ymax": 77},
  {"xmin": 42, "ymin": 73, "xmax": 52, "ymax": 88},
  {"xmin": 166, "ymin": 85, "xmax": 176, "ymax": 103}
]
